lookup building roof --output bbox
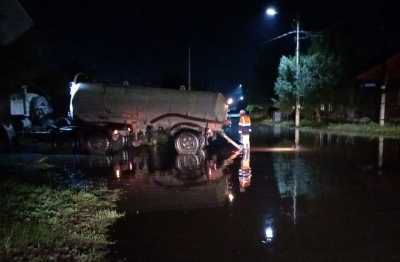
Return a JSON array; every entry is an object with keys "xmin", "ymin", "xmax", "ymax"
[{"xmin": 357, "ymin": 53, "xmax": 400, "ymax": 81}]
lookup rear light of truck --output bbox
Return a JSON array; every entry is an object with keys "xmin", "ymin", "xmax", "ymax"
[
  {"xmin": 115, "ymin": 168, "xmax": 121, "ymax": 179},
  {"xmin": 112, "ymin": 129, "xmax": 120, "ymax": 141}
]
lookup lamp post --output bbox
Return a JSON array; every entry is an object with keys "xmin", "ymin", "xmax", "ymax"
[
  {"xmin": 266, "ymin": 7, "xmax": 301, "ymax": 128},
  {"xmin": 266, "ymin": 8, "xmax": 300, "ymax": 225}
]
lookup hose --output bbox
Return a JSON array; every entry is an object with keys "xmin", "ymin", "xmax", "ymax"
[{"xmin": 218, "ymin": 130, "xmax": 242, "ymax": 150}]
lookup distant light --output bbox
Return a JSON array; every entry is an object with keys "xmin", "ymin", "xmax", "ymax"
[
  {"xmin": 115, "ymin": 169, "xmax": 121, "ymax": 179},
  {"xmin": 265, "ymin": 226, "xmax": 274, "ymax": 242},
  {"xmin": 266, "ymin": 7, "xmax": 278, "ymax": 17},
  {"xmin": 240, "ymin": 96, "xmax": 244, "ymax": 101},
  {"xmin": 363, "ymin": 83, "xmax": 377, "ymax": 88},
  {"xmin": 227, "ymin": 97, "xmax": 234, "ymax": 105},
  {"xmin": 239, "ymin": 84, "xmax": 243, "ymax": 88}
]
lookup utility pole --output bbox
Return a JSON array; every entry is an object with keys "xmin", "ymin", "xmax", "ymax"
[
  {"xmin": 295, "ymin": 17, "xmax": 300, "ymax": 128},
  {"xmin": 188, "ymin": 47, "xmax": 191, "ymax": 91},
  {"xmin": 379, "ymin": 83, "xmax": 386, "ymax": 126},
  {"xmin": 294, "ymin": 17, "xmax": 301, "ymax": 150},
  {"xmin": 379, "ymin": 5, "xmax": 386, "ymax": 127}
]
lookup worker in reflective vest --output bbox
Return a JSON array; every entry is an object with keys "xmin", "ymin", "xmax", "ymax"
[{"xmin": 238, "ymin": 109, "xmax": 251, "ymax": 150}]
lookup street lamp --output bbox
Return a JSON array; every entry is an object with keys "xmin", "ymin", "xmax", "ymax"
[
  {"xmin": 266, "ymin": 7, "xmax": 301, "ymax": 128},
  {"xmin": 266, "ymin": 8, "xmax": 300, "ymax": 224},
  {"xmin": 266, "ymin": 7, "xmax": 278, "ymax": 17}
]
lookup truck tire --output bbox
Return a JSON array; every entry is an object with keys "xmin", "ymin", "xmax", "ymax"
[
  {"xmin": 86, "ymin": 132, "xmax": 111, "ymax": 155},
  {"xmin": 175, "ymin": 154, "xmax": 201, "ymax": 171},
  {"xmin": 174, "ymin": 131, "xmax": 200, "ymax": 154}
]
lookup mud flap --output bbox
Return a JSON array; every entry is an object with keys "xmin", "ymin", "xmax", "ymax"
[
  {"xmin": 1, "ymin": 123, "xmax": 16, "ymax": 142},
  {"xmin": 0, "ymin": 123, "xmax": 16, "ymax": 151}
]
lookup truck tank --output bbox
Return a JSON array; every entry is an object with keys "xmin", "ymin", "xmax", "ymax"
[{"xmin": 71, "ymin": 83, "xmax": 228, "ymax": 132}]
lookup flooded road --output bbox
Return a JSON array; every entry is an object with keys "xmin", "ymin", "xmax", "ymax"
[{"xmin": 1, "ymin": 125, "xmax": 400, "ymax": 261}]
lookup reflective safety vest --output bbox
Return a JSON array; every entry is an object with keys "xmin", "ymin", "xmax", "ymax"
[
  {"xmin": 239, "ymin": 115, "xmax": 251, "ymax": 127},
  {"xmin": 239, "ymin": 114, "xmax": 251, "ymax": 135}
]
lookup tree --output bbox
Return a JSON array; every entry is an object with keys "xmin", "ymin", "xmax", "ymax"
[
  {"xmin": 273, "ymin": 55, "xmax": 297, "ymax": 112},
  {"xmin": 274, "ymin": 47, "xmax": 342, "ymax": 122}
]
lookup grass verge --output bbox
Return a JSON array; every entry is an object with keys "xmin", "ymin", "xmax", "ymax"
[
  {"xmin": 260, "ymin": 119, "xmax": 400, "ymax": 138},
  {"xmin": 0, "ymin": 180, "xmax": 123, "ymax": 262}
]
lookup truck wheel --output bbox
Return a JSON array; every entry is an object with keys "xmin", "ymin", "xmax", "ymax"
[
  {"xmin": 174, "ymin": 131, "xmax": 200, "ymax": 154},
  {"xmin": 86, "ymin": 132, "xmax": 110, "ymax": 155},
  {"xmin": 175, "ymin": 154, "xmax": 201, "ymax": 171}
]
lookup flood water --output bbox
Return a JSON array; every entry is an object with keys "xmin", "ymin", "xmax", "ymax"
[{"xmin": 1, "ymin": 125, "xmax": 400, "ymax": 261}]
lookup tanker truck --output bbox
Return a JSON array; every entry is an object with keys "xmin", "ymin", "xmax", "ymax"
[
  {"xmin": 1, "ymin": 78, "xmax": 230, "ymax": 154},
  {"xmin": 69, "ymin": 81, "xmax": 229, "ymax": 154}
]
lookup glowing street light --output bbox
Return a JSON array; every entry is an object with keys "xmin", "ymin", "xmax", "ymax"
[
  {"xmin": 266, "ymin": 7, "xmax": 278, "ymax": 17},
  {"xmin": 227, "ymin": 97, "xmax": 234, "ymax": 105}
]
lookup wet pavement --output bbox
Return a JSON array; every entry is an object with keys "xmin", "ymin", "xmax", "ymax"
[{"xmin": 1, "ymin": 125, "xmax": 400, "ymax": 261}]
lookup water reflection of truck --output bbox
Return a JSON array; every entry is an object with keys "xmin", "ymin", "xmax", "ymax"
[
  {"xmin": 105, "ymin": 149, "xmax": 236, "ymax": 212},
  {"xmin": 1, "ymin": 77, "xmax": 229, "ymax": 154}
]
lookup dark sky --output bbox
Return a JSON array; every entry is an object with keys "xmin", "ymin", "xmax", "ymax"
[{"xmin": 19, "ymin": 0, "xmax": 399, "ymax": 93}]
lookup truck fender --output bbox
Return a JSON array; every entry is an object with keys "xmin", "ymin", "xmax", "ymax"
[{"xmin": 169, "ymin": 122, "xmax": 203, "ymax": 137}]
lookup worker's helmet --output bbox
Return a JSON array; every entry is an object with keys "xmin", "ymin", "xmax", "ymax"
[{"xmin": 239, "ymin": 109, "xmax": 246, "ymax": 115}]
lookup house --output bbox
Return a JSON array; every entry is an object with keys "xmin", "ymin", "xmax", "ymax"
[{"xmin": 357, "ymin": 53, "xmax": 400, "ymax": 123}]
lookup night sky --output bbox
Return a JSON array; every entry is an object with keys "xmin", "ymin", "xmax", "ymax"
[{"xmin": 18, "ymin": 0, "xmax": 400, "ymax": 94}]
